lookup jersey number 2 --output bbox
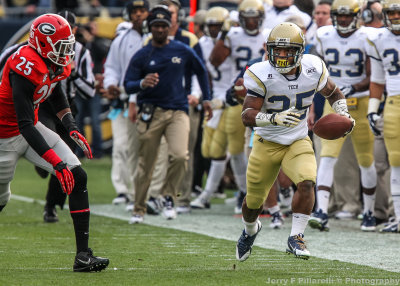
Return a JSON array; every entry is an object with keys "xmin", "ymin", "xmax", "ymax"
[
  {"xmin": 266, "ymin": 90, "xmax": 315, "ymax": 120},
  {"xmin": 16, "ymin": 56, "xmax": 34, "ymax": 76}
]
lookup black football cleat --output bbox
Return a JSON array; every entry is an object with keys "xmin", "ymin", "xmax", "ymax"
[
  {"xmin": 73, "ymin": 248, "xmax": 109, "ymax": 272},
  {"xmin": 286, "ymin": 233, "xmax": 310, "ymax": 260},
  {"xmin": 236, "ymin": 220, "xmax": 262, "ymax": 262},
  {"xmin": 43, "ymin": 205, "xmax": 59, "ymax": 223}
]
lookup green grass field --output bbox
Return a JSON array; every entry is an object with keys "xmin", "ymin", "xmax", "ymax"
[{"xmin": 1, "ymin": 158, "xmax": 399, "ymax": 286}]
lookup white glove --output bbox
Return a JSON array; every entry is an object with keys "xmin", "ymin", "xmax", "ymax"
[
  {"xmin": 210, "ymin": 98, "xmax": 225, "ymax": 110},
  {"xmin": 272, "ymin": 109, "xmax": 302, "ymax": 127},
  {"xmin": 332, "ymin": 99, "xmax": 355, "ymax": 136},
  {"xmin": 340, "ymin": 85, "xmax": 355, "ymax": 98},
  {"xmin": 221, "ymin": 18, "xmax": 231, "ymax": 33},
  {"xmin": 367, "ymin": 112, "xmax": 381, "ymax": 136},
  {"xmin": 367, "ymin": 97, "xmax": 382, "ymax": 136},
  {"xmin": 255, "ymin": 108, "xmax": 301, "ymax": 127}
]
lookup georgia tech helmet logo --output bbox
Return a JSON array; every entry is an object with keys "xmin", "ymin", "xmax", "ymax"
[{"xmin": 38, "ymin": 23, "xmax": 56, "ymax": 35}]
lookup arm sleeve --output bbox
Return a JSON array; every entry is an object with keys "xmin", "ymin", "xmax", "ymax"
[
  {"xmin": 11, "ymin": 72, "xmax": 51, "ymax": 156},
  {"xmin": 188, "ymin": 49, "xmax": 211, "ymax": 101},
  {"xmin": 46, "ymin": 83, "xmax": 70, "ymax": 113},
  {"xmin": 123, "ymin": 53, "xmax": 144, "ymax": 94},
  {"xmin": 72, "ymin": 48, "xmax": 95, "ymax": 99}
]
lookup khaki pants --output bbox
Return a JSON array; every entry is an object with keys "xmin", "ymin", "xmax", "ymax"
[
  {"xmin": 134, "ymin": 108, "xmax": 190, "ymax": 216},
  {"xmin": 374, "ymin": 117, "xmax": 393, "ymax": 220},
  {"xmin": 178, "ymin": 106, "xmax": 201, "ymax": 207},
  {"xmin": 147, "ymin": 137, "xmax": 168, "ymax": 199},
  {"xmin": 111, "ymin": 112, "xmax": 136, "ymax": 198}
]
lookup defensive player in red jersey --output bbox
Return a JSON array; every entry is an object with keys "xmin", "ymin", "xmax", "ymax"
[{"xmin": 0, "ymin": 14, "xmax": 109, "ymax": 272}]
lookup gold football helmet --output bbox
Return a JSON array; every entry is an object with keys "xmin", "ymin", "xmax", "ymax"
[
  {"xmin": 238, "ymin": 0, "xmax": 264, "ymax": 35},
  {"xmin": 266, "ymin": 22, "xmax": 305, "ymax": 74},
  {"xmin": 331, "ymin": 0, "xmax": 361, "ymax": 33},
  {"xmin": 382, "ymin": 0, "xmax": 400, "ymax": 31},
  {"xmin": 205, "ymin": 7, "xmax": 229, "ymax": 25},
  {"xmin": 205, "ymin": 7, "xmax": 230, "ymax": 38}
]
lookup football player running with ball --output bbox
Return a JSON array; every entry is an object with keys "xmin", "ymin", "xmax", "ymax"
[
  {"xmin": 0, "ymin": 14, "xmax": 109, "ymax": 272},
  {"xmin": 236, "ymin": 22, "xmax": 354, "ymax": 261}
]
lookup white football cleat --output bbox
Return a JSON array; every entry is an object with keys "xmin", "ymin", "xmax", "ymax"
[
  {"xmin": 112, "ymin": 194, "xmax": 129, "ymax": 205},
  {"xmin": 129, "ymin": 214, "xmax": 144, "ymax": 224},
  {"xmin": 162, "ymin": 196, "xmax": 177, "ymax": 220}
]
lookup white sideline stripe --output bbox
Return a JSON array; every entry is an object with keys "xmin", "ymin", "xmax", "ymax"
[
  {"xmin": 12, "ymin": 194, "xmax": 44, "ymax": 204},
  {"xmin": 11, "ymin": 194, "xmax": 400, "ymax": 273}
]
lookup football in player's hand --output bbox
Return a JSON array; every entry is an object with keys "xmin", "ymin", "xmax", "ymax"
[
  {"xmin": 312, "ymin": 113, "xmax": 353, "ymax": 140},
  {"xmin": 233, "ymin": 78, "xmax": 247, "ymax": 104}
]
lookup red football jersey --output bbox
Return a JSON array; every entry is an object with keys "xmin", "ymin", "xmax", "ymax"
[{"xmin": 0, "ymin": 45, "xmax": 71, "ymax": 138}]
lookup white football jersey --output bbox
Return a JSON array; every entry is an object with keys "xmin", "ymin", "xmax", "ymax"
[
  {"xmin": 199, "ymin": 36, "xmax": 233, "ymax": 101},
  {"xmin": 366, "ymin": 27, "xmax": 400, "ymax": 97},
  {"xmin": 244, "ymin": 54, "xmax": 329, "ymax": 145},
  {"xmin": 225, "ymin": 27, "xmax": 270, "ymax": 77},
  {"xmin": 315, "ymin": 25, "xmax": 374, "ymax": 98}
]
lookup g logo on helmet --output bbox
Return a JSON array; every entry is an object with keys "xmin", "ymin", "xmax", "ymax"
[{"xmin": 38, "ymin": 23, "xmax": 56, "ymax": 35}]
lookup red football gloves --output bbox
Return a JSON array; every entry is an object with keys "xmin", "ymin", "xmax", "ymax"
[
  {"xmin": 42, "ymin": 149, "xmax": 74, "ymax": 195},
  {"xmin": 54, "ymin": 161, "xmax": 75, "ymax": 195},
  {"xmin": 70, "ymin": 130, "xmax": 93, "ymax": 159}
]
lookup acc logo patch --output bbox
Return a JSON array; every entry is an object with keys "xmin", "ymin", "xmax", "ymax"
[
  {"xmin": 38, "ymin": 23, "xmax": 56, "ymax": 35},
  {"xmin": 306, "ymin": 67, "xmax": 316, "ymax": 75}
]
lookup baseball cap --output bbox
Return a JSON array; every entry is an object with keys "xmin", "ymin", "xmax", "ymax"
[
  {"xmin": 127, "ymin": 0, "xmax": 150, "ymax": 11},
  {"xmin": 147, "ymin": 5, "xmax": 172, "ymax": 27}
]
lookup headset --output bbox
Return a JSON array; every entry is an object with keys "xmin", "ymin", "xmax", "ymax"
[{"xmin": 362, "ymin": 0, "xmax": 380, "ymax": 24}]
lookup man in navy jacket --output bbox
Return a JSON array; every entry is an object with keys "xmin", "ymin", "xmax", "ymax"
[{"xmin": 124, "ymin": 5, "xmax": 212, "ymax": 223}]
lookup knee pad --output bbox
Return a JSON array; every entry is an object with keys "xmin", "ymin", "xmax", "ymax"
[
  {"xmin": 360, "ymin": 163, "xmax": 377, "ymax": 189},
  {"xmin": 201, "ymin": 126, "xmax": 213, "ymax": 158},
  {"xmin": 246, "ymin": 193, "xmax": 265, "ymax": 209},
  {"xmin": 227, "ymin": 138, "xmax": 245, "ymax": 155},
  {"xmin": 357, "ymin": 154, "xmax": 374, "ymax": 168},
  {"xmin": 71, "ymin": 166, "xmax": 87, "ymax": 191},
  {"xmin": 209, "ymin": 137, "xmax": 227, "ymax": 159}
]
